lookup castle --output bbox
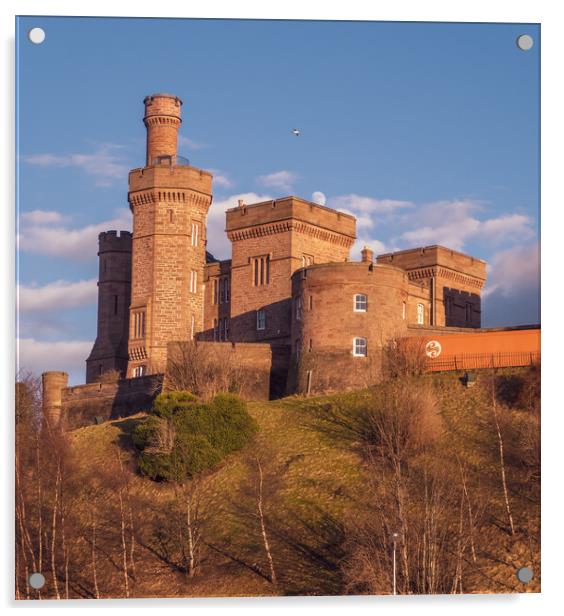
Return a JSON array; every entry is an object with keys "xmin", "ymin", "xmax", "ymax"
[
  {"xmin": 46, "ymin": 92, "xmax": 535, "ymax": 428},
  {"xmin": 85, "ymin": 93, "xmax": 486, "ymax": 381}
]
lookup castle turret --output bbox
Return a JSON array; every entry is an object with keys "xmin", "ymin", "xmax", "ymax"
[
  {"xmin": 42, "ymin": 371, "xmax": 68, "ymax": 428},
  {"xmin": 127, "ymin": 93, "xmax": 213, "ymax": 376},
  {"xmin": 143, "ymin": 93, "xmax": 182, "ymax": 166},
  {"xmin": 86, "ymin": 230, "xmax": 132, "ymax": 382}
]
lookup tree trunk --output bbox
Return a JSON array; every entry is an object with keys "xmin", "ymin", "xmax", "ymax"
[
  {"xmin": 491, "ymin": 378, "xmax": 515, "ymax": 535},
  {"xmin": 256, "ymin": 458, "xmax": 276, "ymax": 584}
]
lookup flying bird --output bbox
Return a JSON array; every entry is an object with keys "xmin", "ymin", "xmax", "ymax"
[{"xmin": 292, "ymin": 128, "xmax": 300, "ymax": 137}]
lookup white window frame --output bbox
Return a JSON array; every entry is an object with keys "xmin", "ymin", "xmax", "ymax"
[
  {"xmin": 417, "ymin": 303, "xmax": 425, "ymax": 325},
  {"xmin": 256, "ymin": 309, "xmax": 266, "ymax": 331},
  {"xmin": 133, "ymin": 365, "xmax": 146, "ymax": 378},
  {"xmin": 353, "ymin": 337, "xmax": 367, "ymax": 357},
  {"xmin": 354, "ymin": 294, "xmax": 368, "ymax": 312}
]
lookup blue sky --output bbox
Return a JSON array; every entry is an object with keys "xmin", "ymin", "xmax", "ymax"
[{"xmin": 16, "ymin": 17, "xmax": 540, "ymax": 384}]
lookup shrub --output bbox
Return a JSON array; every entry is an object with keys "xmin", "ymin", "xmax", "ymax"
[
  {"xmin": 152, "ymin": 391, "xmax": 199, "ymax": 419},
  {"xmin": 133, "ymin": 391, "xmax": 257, "ymax": 482}
]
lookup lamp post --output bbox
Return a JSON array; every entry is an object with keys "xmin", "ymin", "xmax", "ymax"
[{"xmin": 392, "ymin": 532, "xmax": 399, "ymax": 595}]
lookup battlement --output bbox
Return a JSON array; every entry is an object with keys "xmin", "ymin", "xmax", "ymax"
[
  {"xmin": 377, "ymin": 245, "xmax": 487, "ymax": 282},
  {"xmin": 98, "ymin": 230, "xmax": 132, "ymax": 253},
  {"xmin": 226, "ymin": 195, "xmax": 356, "ymax": 240}
]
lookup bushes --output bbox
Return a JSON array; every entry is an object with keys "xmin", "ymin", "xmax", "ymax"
[{"xmin": 133, "ymin": 392, "xmax": 257, "ymax": 482}]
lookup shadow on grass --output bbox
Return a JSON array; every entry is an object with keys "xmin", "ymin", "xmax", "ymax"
[{"xmin": 113, "ymin": 416, "xmax": 146, "ymax": 451}]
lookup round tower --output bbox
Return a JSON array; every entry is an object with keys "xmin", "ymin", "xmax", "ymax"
[
  {"xmin": 290, "ymin": 261, "xmax": 409, "ymax": 394},
  {"xmin": 42, "ymin": 371, "xmax": 69, "ymax": 428},
  {"xmin": 86, "ymin": 230, "xmax": 132, "ymax": 383},
  {"xmin": 143, "ymin": 93, "xmax": 183, "ymax": 165}
]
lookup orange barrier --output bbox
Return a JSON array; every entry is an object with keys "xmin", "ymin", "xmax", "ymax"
[{"xmin": 409, "ymin": 327, "xmax": 540, "ymax": 372}]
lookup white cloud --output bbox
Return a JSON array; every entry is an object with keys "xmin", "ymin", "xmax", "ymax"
[
  {"xmin": 311, "ymin": 191, "xmax": 326, "ymax": 205},
  {"xmin": 18, "ymin": 279, "xmax": 97, "ymax": 313},
  {"xmin": 21, "ymin": 210, "xmax": 66, "ymax": 225},
  {"xmin": 18, "ymin": 208, "xmax": 132, "ymax": 260},
  {"xmin": 206, "ymin": 192, "xmax": 272, "ymax": 260},
  {"xmin": 395, "ymin": 200, "xmax": 534, "ymax": 252},
  {"xmin": 21, "ymin": 144, "xmax": 129, "ymax": 186},
  {"xmin": 483, "ymin": 243, "xmax": 539, "ymax": 299},
  {"xmin": 329, "ymin": 194, "xmax": 413, "ymax": 215},
  {"xmin": 17, "ymin": 338, "xmax": 92, "ymax": 382},
  {"xmin": 178, "ymin": 135, "xmax": 207, "ymax": 150},
  {"xmin": 208, "ymin": 169, "xmax": 233, "ymax": 189},
  {"xmin": 351, "ymin": 238, "xmax": 387, "ymax": 260},
  {"xmin": 257, "ymin": 170, "xmax": 298, "ymax": 193}
]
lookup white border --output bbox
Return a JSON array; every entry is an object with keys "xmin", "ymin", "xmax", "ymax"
[{"xmin": 2, "ymin": 1, "xmax": 562, "ymax": 614}]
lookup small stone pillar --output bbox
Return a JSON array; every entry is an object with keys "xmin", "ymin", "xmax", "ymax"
[
  {"xmin": 42, "ymin": 371, "xmax": 69, "ymax": 429},
  {"xmin": 361, "ymin": 246, "xmax": 374, "ymax": 263}
]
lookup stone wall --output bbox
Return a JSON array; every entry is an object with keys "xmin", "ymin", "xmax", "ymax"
[
  {"xmin": 165, "ymin": 340, "xmax": 277, "ymax": 400},
  {"xmin": 60, "ymin": 375, "xmax": 162, "ymax": 431}
]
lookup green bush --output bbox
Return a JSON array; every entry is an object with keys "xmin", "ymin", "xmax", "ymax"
[
  {"xmin": 152, "ymin": 391, "xmax": 199, "ymax": 419},
  {"xmin": 133, "ymin": 391, "xmax": 257, "ymax": 482}
]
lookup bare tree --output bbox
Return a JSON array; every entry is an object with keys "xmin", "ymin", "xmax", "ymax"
[
  {"xmin": 490, "ymin": 373, "xmax": 515, "ymax": 536},
  {"xmin": 165, "ymin": 341, "xmax": 249, "ymax": 400}
]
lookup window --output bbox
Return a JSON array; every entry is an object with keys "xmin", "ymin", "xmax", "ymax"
[
  {"xmin": 256, "ymin": 309, "xmax": 266, "ymax": 331},
  {"xmin": 191, "ymin": 221, "xmax": 200, "ymax": 246},
  {"xmin": 225, "ymin": 318, "xmax": 230, "ymax": 341},
  {"xmin": 114, "ymin": 295, "xmax": 118, "ymax": 315},
  {"xmin": 190, "ymin": 315, "xmax": 195, "ymax": 340},
  {"xmin": 466, "ymin": 302, "xmax": 473, "ymax": 322},
  {"xmin": 133, "ymin": 311, "xmax": 146, "ymax": 339},
  {"xmin": 417, "ymin": 303, "xmax": 425, "ymax": 325},
  {"xmin": 354, "ymin": 294, "xmax": 368, "ymax": 312},
  {"xmin": 252, "ymin": 255, "xmax": 270, "ymax": 286},
  {"xmin": 402, "ymin": 301, "xmax": 406, "ymax": 320},
  {"xmin": 189, "ymin": 270, "xmax": 198, "ymax": 293},
  {"xmin": 219, "ymin": 277, "xmax": 230, "ymax": 303},
  {"xmin": 302, "ymin": 254, "xmax": 314, "ymax": 267},
  {"xmin": 353, "ymin": 337, "xmax": 367, "ymax": 357},
  {"xmin": 133, "ymin": 365, "xmax": 146, "ymax": 378},
  {"xmin": 295, "ymin": 297, "xmax": 302, "ymax": 321},
  {"xmin": 213, "ymin": 318, "xmax": 219, "ymax": 341},
  {"xmin": 309, "ymin": 338, "xmax": 313, "ymax": 351},
  {"xmin": 446, "ymin": 296, "xmax": 453, "ymax": 316},
  {"xmin": 213, "ymin": 279, "xmax": 218, "ymax": 304},
  {"xmin": 309, "ymin": 295, "xmax": 313, "ymax": 310}
]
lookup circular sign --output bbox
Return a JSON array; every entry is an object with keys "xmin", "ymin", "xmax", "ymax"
[{"xmin": 425, "ymin": 340, "xmax": 442, "ymax": 358}]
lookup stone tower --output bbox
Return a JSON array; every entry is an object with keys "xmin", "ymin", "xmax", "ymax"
[
  {"xmin": 127, "ymin": 94, "xmax": 213, "ymax": 376},
  {"xmin": 86, "ymin": 230, "xmax": 132, "ymax": 383},
  {"xmin": 42, "ymin": 371, "xmax": 68, "ymax": 428}
]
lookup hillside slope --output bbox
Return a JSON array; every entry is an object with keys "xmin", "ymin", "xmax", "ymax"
[{"xmin": 64, "ymin": 368, "xmax": 539, "ymax": 598}]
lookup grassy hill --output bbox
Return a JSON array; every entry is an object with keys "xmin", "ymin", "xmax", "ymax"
[{"xmin": 59, "ymin": 366, "xmax": 540, "ymax": 598}]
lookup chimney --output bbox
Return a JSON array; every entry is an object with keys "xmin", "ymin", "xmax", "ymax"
[
  {"xmin": 238, "ymin": 199, "xmax": 245, "ymax": 208},
  {"xmin": 361, "ymin": 246, "xmax": 374, "ymax": 263}
]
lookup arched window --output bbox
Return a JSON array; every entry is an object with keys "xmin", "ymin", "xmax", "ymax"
[
  {"xmin": 417, "ymin": 303, "xmax": 425, "ymax": 325},
  {"xmin": 353, "ymin": 337, "xmax": 367, "ymax": 357},
  {"xmin": 354, "ymin": 294, "xmax": 368, "ymax": 312}
]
